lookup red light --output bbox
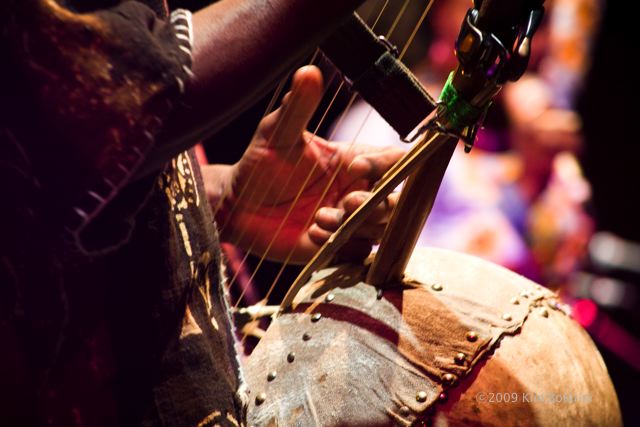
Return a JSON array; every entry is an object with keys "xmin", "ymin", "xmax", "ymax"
[{"xmin": 572, "ymin": 299, "xmax": 598, "ymax": 328}]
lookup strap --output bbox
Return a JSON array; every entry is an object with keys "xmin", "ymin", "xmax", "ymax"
[{"xmin": 320, "ymin": 13, "xmax": 436, "ymax": 139}]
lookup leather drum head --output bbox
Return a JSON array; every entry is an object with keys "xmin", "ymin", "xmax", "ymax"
[{"xmin": 245, "ymin": 247, "xmax": 621, "ymax": 426}]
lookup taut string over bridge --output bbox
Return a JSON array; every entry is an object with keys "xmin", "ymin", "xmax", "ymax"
[{"xmin": 279, "ymin": 0, "xmax": 545, "ymax": 311}]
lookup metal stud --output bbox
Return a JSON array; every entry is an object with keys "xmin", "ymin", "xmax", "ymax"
[
  {"xmin": 416, "ymin": 391, "xmax": 428, "ymax": 403},
  {"xmin": 255, "ymin": 392, "xmax": 267, "ymax": 405},
  {"xmin": 325, "ymin": 293, "xmax": 335, "ymax": 303},
  {"xmin": 267, "ymin": 371, "xmax": 277, "ymax": 381},
  {"xmin": 502, "ymin": 313, "xmax": 513, "ymax": 321},
  {"xmin": 454, "ymin": 352, "xmax": 466, "ymax": 365},
  {"xmin": 376, "ymin": 289, "xmax": 384, "ymax": 300},
  {"xmin": 438, "ymin": 392, "xmax": 448, "ymax": 402},
  {"xmin": 431, "ymin": 283, "xmax": 443, "ymax": 292},
  {"xmin": 442, "ymin": 373, "xmax": 456, "ymax": 385},
  {"xmin": 302, "ymin": 333, "xmax": 312, "ymax": 341},
  {"xmin": 510, "ymin": 297, "xmax": 520, "ymax": 305},
  {"xmin": 311, "ymin": 313, "xmax": 322, "ymax": 322},
  {"xmin": 399, "ymin": 406, "xmax": 411, "ymax": 417},
  {"xmin": 287, "ymin": 352, "xmax": 295, "ymax": 363},
  {"xmin": 540, "ymin": 308, "xmax": 549, "ymax": 318},
  {"xmin": 466, "ymin": 331, "xmax": 478, "ymax": 342}
]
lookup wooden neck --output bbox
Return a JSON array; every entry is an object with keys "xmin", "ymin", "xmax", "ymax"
[{"xmin": 366, "ymin": 137, "xmax": 457, "ymax": 287}]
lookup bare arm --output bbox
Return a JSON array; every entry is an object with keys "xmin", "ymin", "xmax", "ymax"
[{"xmin": 144, "ymin": 0, "xmax": 364, "ymax": 174}]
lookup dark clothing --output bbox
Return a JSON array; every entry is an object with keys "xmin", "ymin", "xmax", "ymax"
[{"xmin": 0, "ymin": 1, "xmax": 244, "ymax": 425}]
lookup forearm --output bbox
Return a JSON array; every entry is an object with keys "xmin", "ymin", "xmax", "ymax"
[{"xmin": 153, "ymin": 0, "xmax": 363, "ymax": 168}]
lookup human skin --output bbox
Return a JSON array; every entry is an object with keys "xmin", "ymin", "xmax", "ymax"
[
  {"xmin": 152, "ymin": 0, "xmax": 368, "ymax": 167},
  {"xmin": 202, "ymin": 66, "xmax": 404, "ymax": 263}
]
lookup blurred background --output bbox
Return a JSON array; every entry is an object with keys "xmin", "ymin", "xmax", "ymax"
[{"xmin": 191, "ymin": 0, "xmax": 639, "ymax": 424}]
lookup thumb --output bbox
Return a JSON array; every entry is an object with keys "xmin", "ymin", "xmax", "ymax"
[{"xmin": 264, "ymin": 65, "xmax": 324, "ymax": 148}]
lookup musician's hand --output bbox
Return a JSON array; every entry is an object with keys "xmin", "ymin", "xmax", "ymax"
[{"xmin": 207, "ymin": 65, "xmax": 403, "ymax": 264}]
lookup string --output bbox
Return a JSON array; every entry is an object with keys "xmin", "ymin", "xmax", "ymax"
[
  {"xmin": 233, "ymin": 89, "xmax": 363, "ymax": 310},
  {"xmin": 244, "ymin": 100, "xmax": 372, "ymax": 312},
  {"xmin": 222, "ymin": 0, "xmax": 394, "ymax": 249},
  {"xmin": 386, "ymin": 0, "xmax": 412, "ymax": 39},
  {"xmin": 279, "ymin": 131, "xmax": 449, "ymax": 310},
  {"xmin": 228, "ymin": 80, "xmax": 346, "ymax": 301},
  {"xmin": 236, "ymin": 0, "xmax": 438, "ymax": 337},
  {"xmin": 216, "ymin": 51, "xmax": 320, "ymax": 235},
  {"xmin": 227, "ymin": 1, "xmax": 398, "ymax": 304},
  {"xmin": 211, "ymin": 76, "xmax": 290, "ymax": 216},
  {"xmin": 236, "ymin": 92, "xmax": 369, "ymax": 345},
  {"xmin": 215, "ymin": 71, "xmax": 292, "ymax": 233},
  {"xmin": 220, "ymin": 0, "xmax": 394, "ymax": 236},
  {"xmin": 237, "ymin": 0, "xmax": 438, "ymax": 324},
  {"xmin": 219, "ymin": 0, "xmax": 390, "ymax": 247},
  {"xmin": 231, "ymin": 0, "xmax": 412, "ymax": 309},
  {"xmin": 247, "ymin": 0, "xmax": 438, "ymax": 301},
  {"xmin": 220, "ymin": 71, "xmax": 341, "ymax": 266},
  {"xmin": 370, "ymin": 0, "xmax": 391, "ymax": 28},
  {"xmin": 398, "ymin": 0, "xmax": 435, "ymax": 60}
]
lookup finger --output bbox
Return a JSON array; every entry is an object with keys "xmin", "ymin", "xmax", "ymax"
[
  {"xmin": 342, "ymin": 191, "xmax": 399, "ymax": 224},
  {"xmin": 308, "ymin": 223, "xmax": 333, "ymax": 247},
  {"xmin": 269, "ymin": 65, "xmax": 324, "ymax": 148},
  {"xmin": 309, "ymin": 223, "xmax": 377, "ymax": 262},
  {"xmin": 341, "ymin": 191, "xmax": 368, "ymax": 214},
  {"xmin": 346, "ymin": 146, "xmax": 406, "ymax": 181},
  {"xmin": 314, "ymin": 207, "xmax": 344, "ymax": 232},
  {"xmin": 256, "ymin": 89, "xmax": 296, "ymax": 138}
]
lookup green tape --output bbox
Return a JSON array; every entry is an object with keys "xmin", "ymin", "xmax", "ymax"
[{"xmin": 439, "ymin": 72, "xmax": 484, "ymax": 131}]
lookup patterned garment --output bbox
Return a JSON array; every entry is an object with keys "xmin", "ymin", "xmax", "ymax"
[{"xmin": 0, "ymin": 1, "xmax": 245, "ymax": 425}]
